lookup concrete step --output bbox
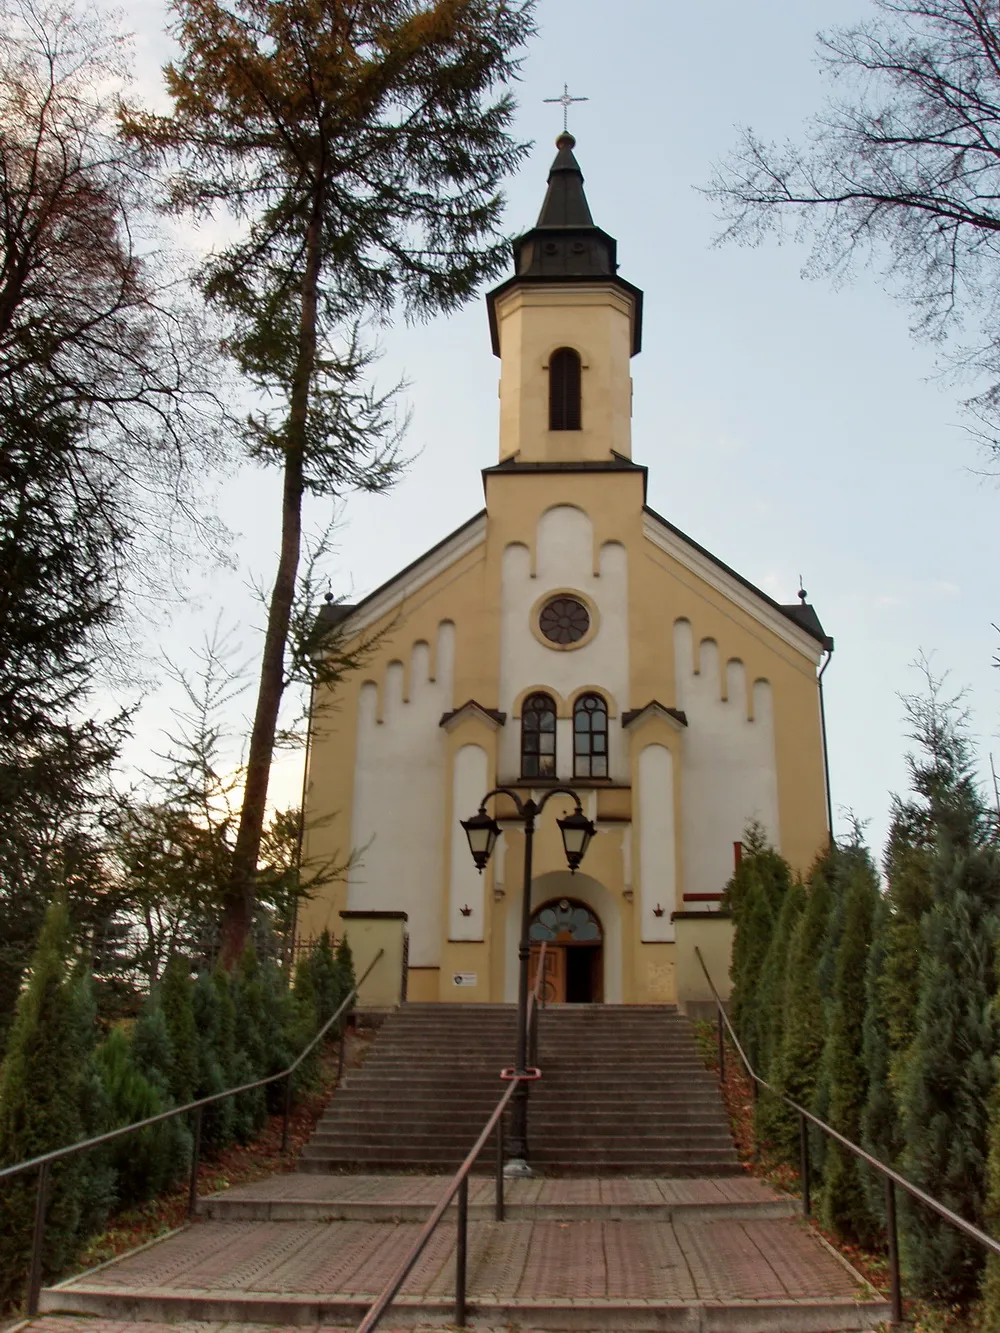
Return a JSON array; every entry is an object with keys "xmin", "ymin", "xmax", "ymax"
[
  {"xmin": 317, "ymin": 1108, "xmax": 731, "ymax": 1128},
  {"xmin": 309, "ymin": 1131, "xmax": 735, "ymax": 1152}
]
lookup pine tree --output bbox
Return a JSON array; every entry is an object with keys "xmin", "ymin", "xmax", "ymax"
[
  {"xmin": 820, "ymin": 847, "xmax": 879, "ymax": 1243},
  {"xmin": 0, "ymin": 899, "xmax": 94, "ymax": 1305},
  {"xmin": 122, "ymin": 0, "xmax": 537, "ymax": 965}
]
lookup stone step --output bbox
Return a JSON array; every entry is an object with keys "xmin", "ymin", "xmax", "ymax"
[
  {"xmin": 318, "ymin": 1108, "xmax": 731, "ymax": 1128},
  {"xmin": 309, "ymin": 1130, "xmax": 735, "ymax": 1151},
  {"xmin": 296, "ymin": 1155, "xmax": 744, "ymax": 1177},
  {"xmin": 307, "ymin": 1143, "xmax": 739, "ymax": 1162},
  {"xmin": 367, "ymin": 1051, "xmax": 706, "ymax": 1064}
]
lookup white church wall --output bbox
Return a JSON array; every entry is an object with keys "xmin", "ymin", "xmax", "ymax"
[
  {"xmin": 448, "ymin": 743, "xmax": 489, "ymax": 940},
  {"xmin": 347, "ymin": 621, "xmax": 456, "ymax": 966},
  {"xmin": 638, "ymin": 743, "xmax": 676, "ymax": 941},
  {"xmin": 673, "ymin": 619, "xmax": 780, "ymax": 900},
  {"xmin": 499, "ymin": 506, "xmax": 629, "ymax": 781}
]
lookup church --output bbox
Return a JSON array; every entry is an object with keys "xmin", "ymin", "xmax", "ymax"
[{"xmin": 298, "ymin": 133, "xmax": 833, "ymax": 1007}]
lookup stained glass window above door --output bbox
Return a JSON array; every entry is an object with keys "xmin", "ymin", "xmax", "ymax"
[{"xmin": 530, "ymin": 899, "xmax": 601, "ymax": 942}]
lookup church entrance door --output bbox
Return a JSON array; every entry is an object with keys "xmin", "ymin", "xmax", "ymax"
[{"xmin": 528, "ymin": 899, "xmax": 603, "ymax": 1003}]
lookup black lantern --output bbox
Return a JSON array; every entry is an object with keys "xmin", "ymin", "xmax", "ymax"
[
  {"xmin": 461, "ymin": 809, "xmax": 501, "ymax": 872},
  {"xmin": 557, "ymin": 808, "xmax": 596, "ymax": 872}
]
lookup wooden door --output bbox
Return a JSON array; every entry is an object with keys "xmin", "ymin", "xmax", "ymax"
[{"xmin": 529, "ymin": 944, "xmax": 565, "ymax": 1003}]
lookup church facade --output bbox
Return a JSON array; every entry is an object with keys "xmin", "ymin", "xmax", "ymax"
[{"xmin": 298, "ymin": 134, "xmax": 833, "ymax": 1006}]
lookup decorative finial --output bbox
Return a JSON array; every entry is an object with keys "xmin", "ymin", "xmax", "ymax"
[
  {"xmin": 797, "ymin": 576, "xmax": 807, "ymax": 604},
  {"xmin": 324, "ymin": 590, "xmax": 334, "ymax": 604},
  {"xmin": 543, "ymin": 82, "xmax": 588, "ymax": 134}
]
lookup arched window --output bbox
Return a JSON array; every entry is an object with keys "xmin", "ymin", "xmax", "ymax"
[
  {"xmin": 521, "ymin": 692, "xmax": 557, "ymax": 778},
  {"xmin": 549, "ymin": 347, "xmax": 582, "ymax": 430},
  {"xmin": 573, "ymin": 693, "xmax": 608, "ymax": 778}
]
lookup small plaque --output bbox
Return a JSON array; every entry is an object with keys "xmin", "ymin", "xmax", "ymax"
[{"xmin": 453, "ymin": 972, "xmax": 478, "ymax": 987}]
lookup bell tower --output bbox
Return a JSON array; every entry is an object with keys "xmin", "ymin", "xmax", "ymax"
[{"xmin": 487, "ymin": 134, "xmax": 643, "ymax": 464}]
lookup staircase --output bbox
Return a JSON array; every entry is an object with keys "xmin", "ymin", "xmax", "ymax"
[
  {"xmin": 39, "ymin": 1006, "xmax": 890, "ymax": 1331},
  {"xmin": 300, "ymin": 1002, "xmax": 740, "ymax": 1176}
]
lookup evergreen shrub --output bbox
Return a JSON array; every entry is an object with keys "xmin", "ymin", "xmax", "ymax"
[
  {"xmin": 766, "ymin": 850, "xmax": 836, "ymax": 1168},
  {"xmin": 819, "ymin": 848, "xmax": 879, "ymax": 1242},
  {"xmin": 0, "ymin": 899, "xmax": 96, "ymax": 1306},
  {"xmin": 726, "ymin": 826, "xmax": 791, "ymax": 1070},
  {"xmin": 160, "ymin": 956, "xmax": 198, "ymax": 1106},
  {"xmin": 94, "ymin": 1028, "xmax": 189, "ymax": 1206}
]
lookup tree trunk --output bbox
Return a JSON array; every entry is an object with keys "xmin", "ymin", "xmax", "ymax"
[{"xmin": 220, "ymin": 197, "xmax": 324, "ymax": 968}]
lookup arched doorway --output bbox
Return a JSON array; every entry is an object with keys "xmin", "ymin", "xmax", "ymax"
[{"xmin": 528, "ymin": 898, "xmax": 603, "ymax": 1003}]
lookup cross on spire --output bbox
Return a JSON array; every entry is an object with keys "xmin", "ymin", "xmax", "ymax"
[{"xmin": 543, "ymin": 82, "xmax": 588, "ymax": 134}]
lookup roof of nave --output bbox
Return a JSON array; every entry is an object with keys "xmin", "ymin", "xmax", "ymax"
[
  {"xmin": 642, "ymin": 503, "xmax": 833, "ymax": 653},
  {"xmin": 318, "ymin": 492, "xmax": 831, "ymax": 657}
]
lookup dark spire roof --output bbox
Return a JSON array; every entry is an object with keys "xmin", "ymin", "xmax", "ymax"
[
  {"xmin": 485, "ymin": 134, "xmax": 644, "ymax": 356},
  {"xmin": 536, "ymin": 132, "xmax": 594, "ymax": 228},
  {"xmin": 511, "ymin": 134, "xmax": 617, "ymax": 280}
]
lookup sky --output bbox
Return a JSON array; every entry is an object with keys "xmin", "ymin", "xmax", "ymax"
[{"xmin": 119, "ymin": 0, "xmax": 1000, "ymax": 860}]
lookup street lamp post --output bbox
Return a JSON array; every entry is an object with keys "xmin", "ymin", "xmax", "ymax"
[{"xmin": 462, "ymin": 786, "xmax": 595, "ymax": 1176}]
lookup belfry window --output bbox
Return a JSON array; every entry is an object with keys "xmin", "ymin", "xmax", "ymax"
[
  {"xmin": 549, "ymin": 347, "xmax": 582, "ymax": 430},
  {"xmin": 521, "ymin": 692, "xmax": 557, "ymax": 779},
  {"xmin": 573, "ymin": 693, "xmax": 608, "ymax": 779}
]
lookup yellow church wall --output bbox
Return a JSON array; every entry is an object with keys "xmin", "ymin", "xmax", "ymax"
[
  {"xmin": 407, "ymin": 968, "xmax": 441, "ymax": 1002},
  {"xmin": 493, "ymin": 283, "xmax": 637, "ymax": 463},
  {"xmin": 635, "ymin": 539, "xmax": 828, "ymax": 881},
  {"xmin": 298, "ymin": 533, "xmax": 490, "ymax": 947},
  {"xmin": 483, "ymin": 469, "xmax": 646, "ymax": 565}
]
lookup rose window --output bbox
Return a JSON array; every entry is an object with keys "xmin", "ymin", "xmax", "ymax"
[{"xmin": 539, "ymin": 596, "xmax": 590, "ymax": 645}]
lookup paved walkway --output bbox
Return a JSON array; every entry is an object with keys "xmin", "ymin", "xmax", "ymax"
[
  {"xmin": 42, "ymin": 1216, "xmax": 869, "ymax": 1304},
  {"xmin": 36, "ymin": 1175, "xmax": 887, "ymax": 1331},
  {"xmin": 198, "ymin": 1172, "xmax": 795, "ymax": 1222},
  {"xmin": 209, "ymin": 1173, "xmax": 780, "ymax": 1206},
  {"xmin": 28, "ymin": 1321, "xmax": 523, "ymax": 1333}
]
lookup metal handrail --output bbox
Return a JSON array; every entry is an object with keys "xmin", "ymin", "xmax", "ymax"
[
  {"xmin": 5, "ymin": 947, "xmax": 385, "ymax": 1316},
  {"xmin": 694, "ymin": 945, "xmax": 1000, "ymax": 1323},
  {"xmin": 357, "ymin": 941, "xmax": 550, "ymax": 1332}
]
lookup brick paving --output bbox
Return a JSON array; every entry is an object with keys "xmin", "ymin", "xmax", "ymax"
[
  {"xmin": 47, "ymin": 1216, "xmax": 864, "ymax": 1303},
  {"xmin": 27, "ymin": 1322, "xmax": 521, "ymax": 1333},
  {"xmin": 204, "ymin": 1172, "xmax": 781, "ymax": 1208}
]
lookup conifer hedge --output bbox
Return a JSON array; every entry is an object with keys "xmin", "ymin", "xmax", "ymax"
[
  {"xmin": 726, "ymin": 679, "xmax": 1000, "ymax": 1316},
  {"xmin": 0, "ymin": 915, "xmax": 356, "ymax": 1312}
]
